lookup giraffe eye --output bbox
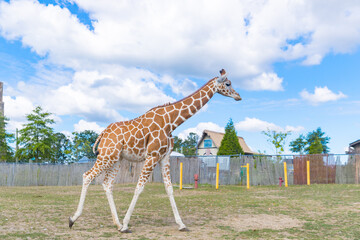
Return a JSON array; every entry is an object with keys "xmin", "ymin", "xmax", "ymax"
[{"xmin": 226, "ymin": 82, "xmax": 231, "ymax": 87}]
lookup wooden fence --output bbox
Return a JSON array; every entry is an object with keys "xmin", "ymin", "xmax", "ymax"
[{"xmin": 0, "ymin": 154, "xmax": 358, "ymax": 187}]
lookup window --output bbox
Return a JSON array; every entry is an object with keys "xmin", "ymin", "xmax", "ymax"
[{"xmin": 204, "ymin": 139, "xmax": 212, "ymax": 148}]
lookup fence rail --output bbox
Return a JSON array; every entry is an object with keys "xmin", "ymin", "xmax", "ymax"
[{"xmin": 0, "ymin": 154, "xmax": 359, "ymax": 187}]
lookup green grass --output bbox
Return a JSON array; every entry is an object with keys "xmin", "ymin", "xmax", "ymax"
[{"xmin": 0, "ymin": 183, "xmax": 359, "ymax": 239}]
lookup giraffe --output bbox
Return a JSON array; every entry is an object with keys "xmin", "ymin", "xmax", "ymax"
[{"xmin": 69, "ymin": 69, "xmax": 241, "ymax": 233}]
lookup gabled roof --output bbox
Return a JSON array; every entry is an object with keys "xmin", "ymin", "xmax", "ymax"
[
  {"xmin": 349, "ymin": 139, "xmax": 360, "ymax": 147},
  {"xmin": 197, "ymin": 130, "xmax": 256, "ymax": 155}
]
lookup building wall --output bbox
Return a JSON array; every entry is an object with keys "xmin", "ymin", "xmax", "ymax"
[
  {"xmin": 197, "ymin": 136, "xmax": 218, "ymax": 155},
  {"xmin": 354, "ymin": 144, "xmax": 360, "ymax": 154}
]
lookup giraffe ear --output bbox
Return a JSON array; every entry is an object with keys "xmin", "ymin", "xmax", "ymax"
[{"xmin": 218, "ymin": 69, "xmax": 227, "ymax": 82}]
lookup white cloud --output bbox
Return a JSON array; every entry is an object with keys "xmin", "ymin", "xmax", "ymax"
[
  {"xmin": 235, "ymin": 117, "xmax": 304, "ymax": 132},
  {"xmin": 3, "ymin": 95, "xmax": 33, "ymax": 120},
  {"xmin": 161, "ymin": 75, "xmax": 198, "ymax": 97},
  {"xmin": 0, "ymin": 0, "xmax": 359, "ymax": 130},
  {"xmin": 7, "ymin": 66, "xmax": 176, "ymax": 123},
  {"xmin": 3, "ymin": 95, "xmax": 34, "ymax": 131},
  {"xmin": 61, "ymin": 130, "xmax": 72, "ymax": 138},
  {"xmin": 300, "ymin": 86, "xmax": 347, "ymax": 105},
  {"xmin": 244, "ymin": 72, "xmax": 284, "ymax": 91},
  {"xmin": 177, "ymin": 122, "xmax": 224, "ymax": 140},
  {"xmin": 1, "ymin": 0, "xmax": 360, "ymax": 84},
  {"xmin": 74, "ymin": 119, "xmax": 105, "ymax": 133}
]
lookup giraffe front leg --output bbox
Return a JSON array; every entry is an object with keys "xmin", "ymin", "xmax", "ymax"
[
  {"xmin": 120, "ymin": 155, "xmax": 158, "ymax": 233},
  {"xmin": 160, "ymin": 155, "xmax": 188, "ymax": 231}
]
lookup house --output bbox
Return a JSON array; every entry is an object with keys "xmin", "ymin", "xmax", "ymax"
[
  {"xmin": 170, "ymin": 151, "xmax": 185, "ymax": 157},
  {"xmin": 78, "ymin": 156, "xmax": 91, "ymax": 163},
  {"xmin": 196, "ymin": 130, "xmax": 256, "ymax": 155},
  {"xmin": 348, "ymin": 139, "xmax": 360, "ymax": 154}
]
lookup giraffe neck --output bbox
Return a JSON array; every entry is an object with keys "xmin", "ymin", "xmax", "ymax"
[{"xmin": 166, "ymin": 78, "xmax": 217, "ymax": 132}]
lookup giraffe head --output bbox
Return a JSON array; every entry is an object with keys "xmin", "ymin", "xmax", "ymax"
[{"xmin": 215, "ymin": 69, "xmax": 242, "ymax": 101}]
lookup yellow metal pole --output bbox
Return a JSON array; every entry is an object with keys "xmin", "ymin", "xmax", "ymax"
[
  {"xmin": 180, "ymin": 162, "xmax": 183, "ymax": 190},
  {"xmin": 216, "ymin": 163, "xmax": 219, "ymax": 189},
  {"xmin": 306, "ymin": 160, "xmax": 310, "ymax": 185},
  {"xmin": 246, "ymin": 163, "xmax": 250, "ymax": 189},
  {"xmin": 284, "ymin": 162, "xmax": 288, "ymax": 187},
  {"xmin": 241, "ymin": 164, "xmax": 250, "ymax": 189}
]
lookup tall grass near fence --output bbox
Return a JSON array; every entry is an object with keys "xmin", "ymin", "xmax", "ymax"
[{"xmin": 0, "ymin": 154, "xmax": 359, "ymax": 186}]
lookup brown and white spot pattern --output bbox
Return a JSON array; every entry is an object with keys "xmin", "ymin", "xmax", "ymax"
[{"xmin": 69, "ymin": 69, "xmax": 242, "ymax": 233}]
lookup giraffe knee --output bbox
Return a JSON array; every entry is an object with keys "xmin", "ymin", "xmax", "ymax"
[
  {"xmin": 102, "ymin": 178, "xmax": 114, "ymax": 192},
  {"xmin": 82, "ymin": 172, "xmax": 95, "ymax": 185},
  {"xmin": 135, "ymin": 184, "xmax": 145, "ymax": 195},
  {"xmin": 102, "ymin": 183, "xmax": 112, "ymax": 193},
  {"xmin": 165, "ymin": 183, "xmax": 173, "ymax": 195}
]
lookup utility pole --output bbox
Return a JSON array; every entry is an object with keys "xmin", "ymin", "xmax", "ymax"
[
  {"xmin": 16, "ymin": 128, "xmax": 19, "ymax": 163},
  {"xmin": 0, "ymin": 82, "xmax": 3, "ymax": 118}
]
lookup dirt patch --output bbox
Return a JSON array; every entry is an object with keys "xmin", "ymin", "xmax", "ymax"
[
  {"xmin": 111, "ymin": 214, "xmax": 304, "ymax": 240},
  {"xmin": 255, "ymin": 195, "xmax": 287, "ymax": 199},
  {"xmin": 335, "ymin": 202, "xmax": 360, "ymax": 213},
  {"xmin": 219, "ymin": 214, "xmax": 303, "ymax": 231}
]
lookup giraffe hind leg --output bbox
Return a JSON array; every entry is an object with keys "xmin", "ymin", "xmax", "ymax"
[
  {"xmin": 69, "ymin": 151, "xmax": 119, "ymax": 228},
  {"xmin": 102, "ymin": 160, "xmax": 123, "ymax": 230},
  {"xmin": 160, "ymin": 155, "xmax": 188, "ymax": 231}
]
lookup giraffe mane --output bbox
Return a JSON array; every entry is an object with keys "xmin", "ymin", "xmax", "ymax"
[{"xmin": 146, "ymin": 77, "xmax": 217, "ymax": 112}]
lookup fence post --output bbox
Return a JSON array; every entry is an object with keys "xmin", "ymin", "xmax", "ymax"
[
  {"xmin": 241, "ymin": 163, "xmax": 250, "ymax": 189},
  {"xmin": 216, "ymin": 163, "xmax": 219, "ymax": 189},
  {"xmin": 356, "ymin": 155, "xmax": 360, "ymax": 184},
  {"xmin": 307, "ymin": 160, "xmax": 310, "ymax": 185},
  {"xmin": 180, "ymin": 162, "xmax": 183, "ymax": 190},
  {"xmin": 246, "ymin": 163, "xmax": 250, "ymax": 189},
  {"xmin": 284, "ymin": 161, "xmax": 288, "ymax": 187}
]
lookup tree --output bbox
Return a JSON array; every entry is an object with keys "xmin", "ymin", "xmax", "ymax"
[
  {"xmin": 173, "ymin": 136, "xmax": 183, "ymax": 153},
  {"xmin": 305, "ymin": 127, "xmax": 330, "ymax": 154},
  {"xmin": 72, "ymin": 130, "xmax": 99, "ymax": 161},
  {"xmin": 308, "ymin": 137, "xmax": 323, "ymax": 154},
  {"xmin": 0, "ymin": 116, "xmax": 15, "ymax": 162},
  {"xmin": 181, "ymin": 132, "xmax": 199, "ymax": 156},
  {"xmin": 16, "ymin": 106, "xmax": 56, "ymax": 163},
  {"xmin": 289, "ymin": 134, "xmax": 307, "ymax": 154},
  {"xmin": 218, "ymin": 118, "xmax": 244, "ymax": 155},
  {"xmin": 53, "ymin": 132, "xmax": 72, "ymax": 163},
  {"xmin": 262, "ymin": 128, "xmax": 291, "ymax": 155}
]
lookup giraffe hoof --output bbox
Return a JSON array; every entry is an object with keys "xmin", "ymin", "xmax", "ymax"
[
  {"xmin": 69, "ymin": 217, "xmax": 74, "ymax": 229},
  {"xmin": 179, "ymin": 227, "xmax": 190, "ymax": 232},
  {"xmin": 120, "ymin": 228, "xmax": 132, "ymax": 233}
]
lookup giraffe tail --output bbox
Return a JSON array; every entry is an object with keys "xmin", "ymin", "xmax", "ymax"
[{"xmin": 93, "ymin": 131, "xmax": 105, "ymax": 156}]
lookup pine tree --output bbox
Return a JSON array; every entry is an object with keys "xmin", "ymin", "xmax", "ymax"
[
  {"xmin": 309, "ymin": 137, "xmax": 323, "ymax": 154},
  {"xmin": 305, "ymin": 127, "xmax": 330, "ymax": 153},
  {"xmin": 218, "ymin": 118, "xmax": 244, "ymax": 155}
]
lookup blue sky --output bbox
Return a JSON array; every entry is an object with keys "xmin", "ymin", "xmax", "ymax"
[{"xmin": 1, "ymin": 0, "xmax": 360, "ymax": 154}]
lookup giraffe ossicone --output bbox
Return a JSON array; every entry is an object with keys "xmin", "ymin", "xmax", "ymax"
[{"xmin": 69, "ymin": 69, "xmax": 241, "ymax": 233}]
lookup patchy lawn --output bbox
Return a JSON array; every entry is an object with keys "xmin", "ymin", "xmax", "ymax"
[{"xmin": 0, "ymin": 183, "xmax": 359, "ymax": 239}]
